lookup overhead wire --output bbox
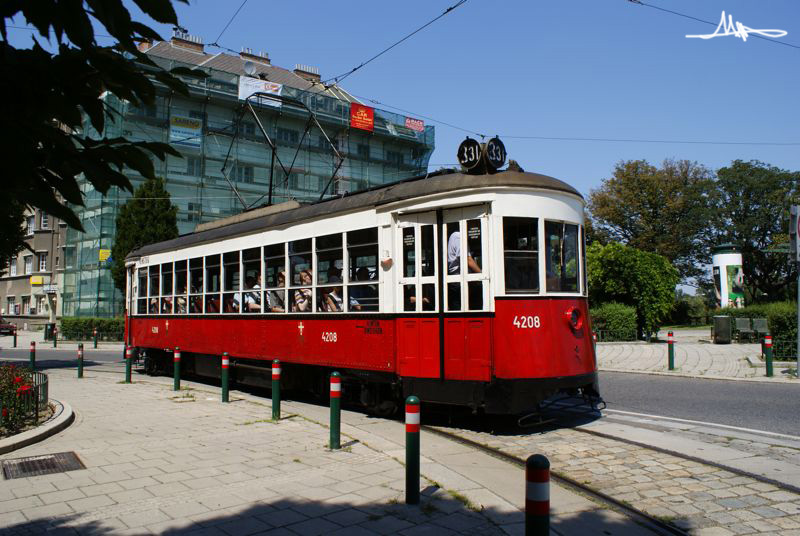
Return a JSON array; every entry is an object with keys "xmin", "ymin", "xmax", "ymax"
[{"xmin": 208, "ymin": 0, "xmax": 249, "ymax": 49}]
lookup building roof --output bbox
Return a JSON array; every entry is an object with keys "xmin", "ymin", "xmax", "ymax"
[
  {"xmin": 143, "ymin": 40, "xmax": 359, "ymax": 103},
  {"xmin": 127, "ymin": 169, "xmax": 583, "ymax": 260}
]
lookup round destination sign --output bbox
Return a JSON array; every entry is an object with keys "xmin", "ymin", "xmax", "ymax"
[
  {"xmin": 457, "ymin": 137, "xmax": 482, "ymax": 170},
  {"xmin": 485, "ymin": 137, "xmax": 506, "ymax": 170}
]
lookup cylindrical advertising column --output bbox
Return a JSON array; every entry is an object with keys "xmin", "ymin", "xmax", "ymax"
[{"xmin": 711, "ymin": 244, "xmax": 744, "ymax": 309}]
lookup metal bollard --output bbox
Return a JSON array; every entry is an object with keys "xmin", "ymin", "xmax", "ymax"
[
  {"xmin": 667, "ymin": 330, "xmax": 675, "ymax": 371},
  {"xmin": 93, "ymin": 328, "xmax": 98, "ymax": 349},
  {"xmin": 174, "ymin": 347, "xmax": 181, "ymax": 391},
  {"xmin": 77, "ymin": 343, "xmax": 84, "ymax": 378},
  {"xmin": 405, "ymin": 396, "xmax": 420, "ymax": 505},
  {"xmin": 12, "ymin": 325, "xmax": 17, "ymax": 348},
  {"xmin": 29, "ymin": 341, "xmax": 36, "ymax": 370},
  {"xmin": 53, "ymin": 326, "xmax": 58, "ymax": 348},
  {"xmin": 765, "ymin": 334, "xmax": 773, "ymax": 377},
  {"xmin": 125, "ymin": 346, "xmax": 132, "ymax": 383},
  {"xmin": 272, "ymin": 359, "xmax": 281, "ymax": 420},
  {"xmin": 330, "ymin": 372, "xmax": 341, "ymax": 450},
  {"xmin": 526, "ymin": 454, "xmax": 550, "ymax": 535},
  {"xmin": 221, "ymin": 352, "xmax": 230, "ymax": 402}
]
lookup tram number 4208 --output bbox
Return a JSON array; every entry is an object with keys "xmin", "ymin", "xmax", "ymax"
[
  {"xmin": 513, "ymin": 315, "xmax": 541, "ymax": 329},
  {"xmin": 322, "ymin": 331, "xmax": 338, "ymax": 342}
]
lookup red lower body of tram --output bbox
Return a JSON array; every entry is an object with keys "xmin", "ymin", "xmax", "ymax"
[{"xmin": 127, "ymin": 296, "xmax": 597, "ymax": 415}]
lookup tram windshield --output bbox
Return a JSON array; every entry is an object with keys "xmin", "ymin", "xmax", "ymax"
[
  {"xmin": 545, "ymin": 221, "xmax": 579, "ymax": 293},
  {"xmin": 503, "ymin": 217, "xmax": 538, "ymax": 293}
]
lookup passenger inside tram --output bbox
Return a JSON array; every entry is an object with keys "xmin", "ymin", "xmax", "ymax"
[
  {"xmin": 292, "ymin": 270, "xmax": 312, "ymax": 312},
  {"xmin": 243, "ymin": 275, "xmax": 261, "ymax": 312},
  {"xmin": 268, "ymin": 271, "xmax": 286, "ymax": 312}
]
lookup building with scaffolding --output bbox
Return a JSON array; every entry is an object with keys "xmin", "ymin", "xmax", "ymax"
[{"xmin": 62, "ymin": 31, "xmax": 435, "ymax": 317}]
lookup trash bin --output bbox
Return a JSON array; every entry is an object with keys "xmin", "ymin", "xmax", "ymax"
[
  {"xmin": 44, "ymin": 322, "xmax": 55, "ymax": 341},
  {"xmin": 713, "ymin": 316, "xmax": 731, "ymax": 344}
]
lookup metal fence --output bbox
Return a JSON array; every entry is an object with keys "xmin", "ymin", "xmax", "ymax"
[
  {"xmin": 0, "ymin": 371, "xmax": 49, "ymax": 432},
  {"xmin": 772, "ymin": 339, "xmax": 797, "ymax": 361}
]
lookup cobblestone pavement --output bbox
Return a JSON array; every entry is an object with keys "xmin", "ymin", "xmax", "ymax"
[
  {"xmin": 433, "ymin": 425, "xmax": 800, "ymax": 535},
  {"xmin": 0, "ymin": 369, "xmax": 506, "ymax": 535},
  {"xmin": 596, "ymin": 342, "xmax": 798, "ymax": 382}
]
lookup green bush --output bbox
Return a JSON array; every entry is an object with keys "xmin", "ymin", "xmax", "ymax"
[
  {"xmin": 590, "ymin": 302, "xmax": 638, "ymax": 341},
  {"xmin": 60, "ymin": 317, "xmax": 124, "ymax": 340},
  {"xmin": 716, "ymin": 302, "xmax": 796, "ymax": 341}
]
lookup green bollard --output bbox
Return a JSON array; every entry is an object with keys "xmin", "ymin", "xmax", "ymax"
[
  {"xmin": 765, "ymin": 334, "xmax": 773, "ymax": 377},
  {"xmin": 405, "ymin": 396, "xmax": 420, "ymax": 505},
  {"xmin": 330, "ymin": 372, "xmax": 341, "ymax": 450},
  {"xmin": 272, "ymin": 359, "xmax": 281, "ymax": 420},
  {"xmin": 93, "ymin": 328, "xmax": 98, "ymax": 349},
  {"xmin": 12, "ymin": 326, "xmax": 17, "ymax": 348},
  {"xmin": 77, "ymin": 343, "xmax": 84, "ymax": 378},
  {"xmin": 29, "ymin": 341, "xmax": 36, "ymax": 370},
  {"xmin": 53, "ymin": 326, "xmax": 57, "ymax": 348},
  {"xmin": 221, "ymin": 352, "xmax": 230, "ymax": 402},
  {"xmin": 174, "ymin": 347, "xmax": 181, "ymax": 391},
  {"xmin": 667, "ymin": 330, "xmax": 675, "ymax": 371},
  {"xmin": 125, "ymin": 346, "xmax": 132, "ymax": 383}
]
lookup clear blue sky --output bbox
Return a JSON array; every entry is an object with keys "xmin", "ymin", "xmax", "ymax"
[{"xmin": 9, "ymin": 0, "xmax": 800, "ymax": 198}]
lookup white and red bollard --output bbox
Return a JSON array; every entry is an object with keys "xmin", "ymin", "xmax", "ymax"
[
  {"xmin": 526, "ymin": 454, "xmax": 550, "ymax": 535},
  {"xmin": 272, "ymin": 359, "xmax": 281, "ymax": 420},
  {"xmin": 124, "ymin": 345, "xmax": 132, "ymax": 383},
  {"xmin": 173, "ymin": 347, "xmax": 181, "ymax": 391},
  {"xmin": 330, "ymin": 371, "xmax": 341, "ymax": 449},
  {"xmin": 667, "ymin": 330, "xmax": 675, "ymax": 371}
]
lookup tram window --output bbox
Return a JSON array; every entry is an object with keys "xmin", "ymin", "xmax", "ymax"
[
  {"xmin": 447, "ymin": 282, "xmax": 461, "ymax": 311},
  {"xmin": 421, "ymin": 283, "xmax": 435, "ymax": 311},
  {"xmin": 503, "ymin": 217, "xmax": 539, "ymax": 294},
  {"xmin": 581, "ymin": 226, "xmax": 587, "ymax": 295},
  {"xmin": 468, "ymin": 281, "xmax": 483, "ymax": 310},
  {"xmin": 348, "ymin": 284, "xmax": 378, "ymax": 312},
  {"xmin": 223, "ymin": 251, "xmax": 240, "ymax": 291},
  {"xmin": 243, "ymin": 248, "xmax": 261, "ymax": 313},
  {"xmin": 290, "ymin": 285, "xmax": 312, "ymax": 313},
  {"xmin": 174, "ymin": 263, "xmax": 187, "ymax": 315},
  {"xmin": 317, "ymin": 286, "xmax": 340, "ymax": 312},
  {"xmin": 148, "ymin": 266, "xmax": 159, "ymax": 314},
  {"xmin": 317, "ymin": 233, "xmax": 343, "ymax": 285},
  {"xmin": 264, "ymin": 243, "xmax": 285, "ymax": 313},
  {"xmin": 446, "ymin": 222, "xmax": 460, "ymax": 275},
  {"xmin": 421, "ymin": 225, "xmax": 434, "ymax": 277},
  {"xmin": 161, "ymin": 263, "xmax": 173, "ymax": 314},
  {"xmin": 289, "ymin": 238, "xmax": 312, "ymax": 286},
  {"xmin": 466, "ymin": 219, "xmax": 482, "ymax": 273},
  {"xmin": 205, "ymin": 254, "xmax": 221, "ymax": 313},
  {"xmin": 189, "ymin": 257, "xmax": 203, "ymax": 313},
  {"xmin": 137, "ymin": 268, "xmax": 147, "ymax": 315},
  {"xmin": 348, "ymin": 228, "xmax": 378, "ymax": 312},
  {"xmin": 402, "ymin": 228, "xmax": 415, "ymax": 278},
  {"xmin": 545, "ymin": 221, "xmax": 579, "ymax": 293},
  {"xmin": 403, "ymin": 285, "xmax": 416, "ymax": 312}
]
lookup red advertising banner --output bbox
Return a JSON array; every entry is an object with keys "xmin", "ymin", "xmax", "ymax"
[
  {"xmin": 350, "ymin": 103, "xmax": 374, "ymax": 132},
  {"xmin": 405, "ymin": 117, "xmax": 424, "ymax": 132}
]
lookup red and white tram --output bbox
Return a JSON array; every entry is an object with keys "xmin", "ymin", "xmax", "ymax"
[{"xmin": 124, "ymin": 168, "xmax": 598, "ymax": 415}]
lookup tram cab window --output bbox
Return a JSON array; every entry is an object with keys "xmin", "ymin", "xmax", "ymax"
[
  {"xmin": 243, "ymin": 248, "xmax": 261, "ymax": 313},
  {"xmin": 347, "ymin": 228, "xmax": 378, "ymax": 312},
  {"xmin": 205, "ymin": 254, "xmax": 221, "ymax": 313},
  {"xmin": 421, "ymin": 226, "xmax": 435, "ymax": 277},
  {"xmin": 175, "ymin": 260, "xmax": 188, "ymax": 314},
  {"xmin": 136, "ymin": 268, "xmax": 147, "ymax": 314},
  {"xmin": 189, "ymin": 257, "xmax": 203, "ymax": 313},
  {"xmin": 223, "ymin": 251, "xmax": 240, "ymax": 313},
  {"xmin": 161, "ymin": 263, "xmax": 173, "ymax": 314},
  {"xmin": 264, "ymin": 244, "xmax": 285, "ymax": 313},
  {"xmin": 503, "ymin": 217, "xmax": 539, "ymax": 294},
  {"xmin": 148, "ymin": 266, "xmax": 159, "ymax": 314},
  {"xmin": 545, "ymin": 221, "xmax": 579, "ymax": 293}
]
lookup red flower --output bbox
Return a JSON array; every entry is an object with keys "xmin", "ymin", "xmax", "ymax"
[
  {"xmin": 16, "ymin": 385, "xmax": 31, "ymax": 395},
  {"xmin": 13, "ymin": 376, "xmax": 23, "ymax": 383},
  {"xmin": 2, "ymin": 408, "xmax": 7, "ymax": 417}
]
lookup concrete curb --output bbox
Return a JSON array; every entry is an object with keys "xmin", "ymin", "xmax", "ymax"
[
  {"xmin": 599, "ymin": 367, "xmax": 798, "ymax": 383},
  {"xmin": 0, "ymin": 399, "xmax": 75, "ymax": 455}
]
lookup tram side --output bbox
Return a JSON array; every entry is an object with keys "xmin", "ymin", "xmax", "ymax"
[{"xmin": 124, "ymin": 173, "xmax": 598, "ymax": 415}]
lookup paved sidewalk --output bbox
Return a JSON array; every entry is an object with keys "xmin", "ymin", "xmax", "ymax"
[{"xmin": 0, "ymin": 367, "xmax": 652, "ymax": 535}]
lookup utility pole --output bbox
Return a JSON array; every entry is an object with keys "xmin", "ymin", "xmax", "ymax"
[{"xmin": 791, "ymin": 205, "xmax": 800, "ymax": 375}]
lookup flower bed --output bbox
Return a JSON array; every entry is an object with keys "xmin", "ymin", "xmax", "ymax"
[{"xmin": 1, "ymin": 364, "xmax": 49, "ymax": 437}]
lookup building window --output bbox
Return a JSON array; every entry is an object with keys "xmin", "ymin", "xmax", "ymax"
[
  {"xmin": 40, "ymin": 212, "xmax": 49, "ymax": 229},
  {"xmin": 26, "ymin": 216, "xmax": 35, "ymax": 235},
  {"xmin": 21, "ymin": 296, "xmax": 30, "ymax": 315},
  {"xmin": 386, "ymin": 150, "xmax": 404, "ymax": 166},
  {"xmin": 235, "ymin": 165, "xmax": 254, "ymax": 184},
  {"xmin": 357, "ymin": 144, "xmax": 370, "ymax": 159},
  {"xmin": 37, "ymin": 296, "xmax": 47, "ymax": 315},
  {"xmin": 187, "ymin": 202, "xmax": 200, "ymax": 222},
  {"xmin": 186, "ymin": 156, "xmax": 201, "ymax": 176},
  {"xmin": 38, "ymin": 253, "xmax": 47, "ymax": 272},
  {"xmin": 9, "ymin": 257, "xmax": 17, "ymax": 277},
  {"xmin": 24, "ymin": 255, "xmax": 33, "ymax": 275},
  {"xmin": 6, "ymin": 297, "xmax": 15, "ymax": 315},
  {"xmin": 289, "ymin": 173, "xmax": 322, "ymax": 192},
  {"xmin": 277, "ymin": 128, "xmax": 299, "ymax": 144}
]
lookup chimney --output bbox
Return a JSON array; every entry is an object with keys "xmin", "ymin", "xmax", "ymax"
[
  {"xmin": 239, "ymin": 48, "xmax": 271, "ymax": 65},
  {"xmin": 136, "ymin": 38, "xmax": 153, "ymax": 52},
  {"xmin": 171, "ymin": 29, "xmax": 204, "ymax": 53},
  {"xmin": 294, "ymin": 64, "xmax": 321, "ymax": 82}
]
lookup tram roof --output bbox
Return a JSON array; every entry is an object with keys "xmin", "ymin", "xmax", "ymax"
[{"xmin": 127, "ymin": 169, "xmax": 582, "ymax": 260}]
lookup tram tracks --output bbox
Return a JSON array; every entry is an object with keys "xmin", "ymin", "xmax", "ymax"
[{"xmin": 422, "ymin": 424, "xmax": 689, "ymax": 536}]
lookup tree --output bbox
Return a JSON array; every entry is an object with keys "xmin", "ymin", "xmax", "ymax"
[
  {"xmin": 586, "ymin": 242, "xmax": 680, "ymax": 337},
  {"xmin": 0, "ymin": 1, "xmax": 196, "ymax": 233},
  {"xmin": 0, "ymin": 198, "xmax": 28, "ymax": 277},
  {"xmin": 712, "ymin": 160, "xmax": 800, "ymax": 303},
  {"xmin": 110, "ymin": 177, "xmax": 178, "ymax": 293},
  {"xmin": 587, "ymin": 159, "xmax": 715, "ymax": 281}
]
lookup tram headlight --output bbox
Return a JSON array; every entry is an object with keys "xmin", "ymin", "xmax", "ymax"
[{"xmin": 564, "ymin": 306, "xmax": 583, "ymax": 330}]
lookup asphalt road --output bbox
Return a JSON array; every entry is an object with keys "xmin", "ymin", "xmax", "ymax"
[
  {"xmin": 599, "ymin": 371, "xmax": 800, "ymax": 436},
  {"xmin": 0, "ymin": 348, "xmax": 123, "ymax": 367}
]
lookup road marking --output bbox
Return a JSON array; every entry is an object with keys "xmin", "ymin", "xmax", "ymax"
[{"xmin": 602, "ymin": 408, "xmax": 800, "ymax": 441}]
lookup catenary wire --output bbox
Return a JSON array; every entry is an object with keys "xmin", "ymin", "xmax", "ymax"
[{"xmin": 208, "ymin": 0, "xmax": 249, "ymax": 49}]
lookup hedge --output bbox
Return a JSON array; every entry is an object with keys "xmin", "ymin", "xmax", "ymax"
[
  {"xmin": 60, "ymin": 317, "xmax": 125, "ymax": 340},
  {"xmin": 589, "ymin": 302, "xmax": 638, "ymax": 341},
  {"xmin": 716, "ymin": 302, "xmax": 796, "ymax": 341}
]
